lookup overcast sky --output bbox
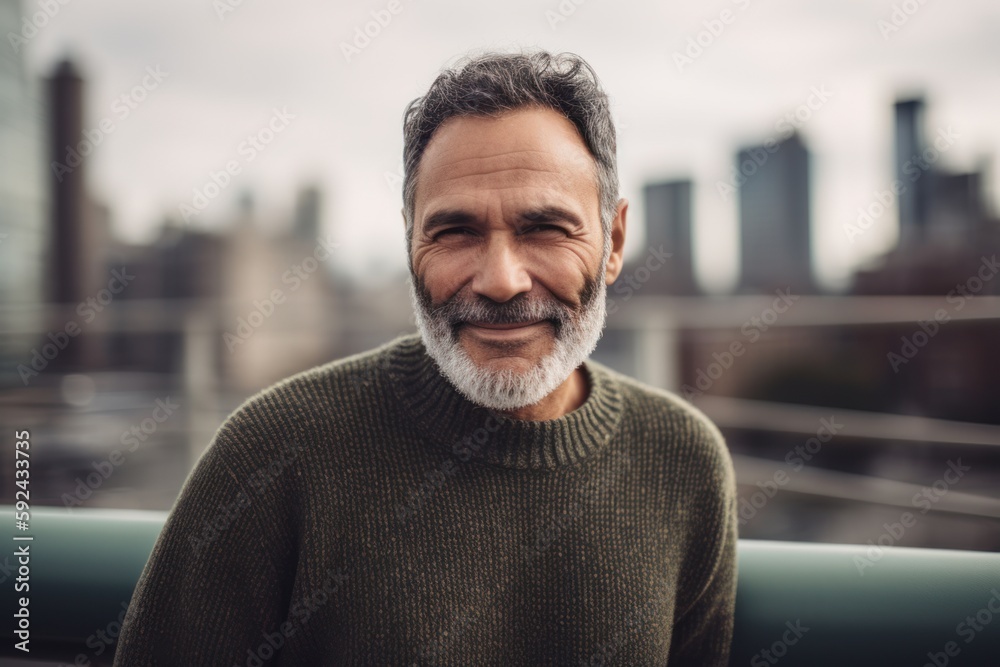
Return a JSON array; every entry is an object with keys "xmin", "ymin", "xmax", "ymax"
[{"xmin": 20, "ymin": 0, "xmax": 1000, "ymax": 291}]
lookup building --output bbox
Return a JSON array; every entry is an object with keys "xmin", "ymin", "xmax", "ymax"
[
  {"xmin": 44, "ymin": 57, "xmax": 113, "ymax": 371},
  {"xmin": 853, "ymin": 97, "xmax": 999, "ymax": 295},
  {"xmin": 0, "ymin": 0, "xmax": 49, "ymax": 385},
  {"xmin": 633, "ymin": 179, "xmax": 698, "ymax": 295},
  {"xmin": 737, "ymin": 132, "xmax": 815, "ymax": 295},
  {"xmin": 893, "ymin": 98, "xmax": 932, "ymax": 246}
]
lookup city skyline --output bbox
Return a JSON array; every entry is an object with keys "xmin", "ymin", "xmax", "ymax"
[{"xmin": 11, "ymin": 0, "xmax": 1000, "ymax": 291}]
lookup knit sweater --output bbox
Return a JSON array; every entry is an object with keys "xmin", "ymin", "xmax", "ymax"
[{"xmin": 113, "ymin": 332, "xmax": 738, "ymax": 666}]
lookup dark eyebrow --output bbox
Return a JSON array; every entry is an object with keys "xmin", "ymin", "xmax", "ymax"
[
  {"xmin": 519, "ymin": 205, "xmax": 584, "ymax": 228},
  {"xmin": 421, "ymin": 209, "xmax": 479, "ymax": 236},
  {"xmin": 421, "ymin": 205, "xmax": 585, "ymax": 236}
]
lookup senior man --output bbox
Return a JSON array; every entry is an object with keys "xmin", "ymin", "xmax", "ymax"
[{"xmin": 114, "ymin": 50, "xmax": 737, "ymax": 666}]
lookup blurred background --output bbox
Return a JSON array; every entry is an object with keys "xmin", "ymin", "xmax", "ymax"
[{"xmin": 1, "ymin": 0, "xmax": 999, "ymax": 554}]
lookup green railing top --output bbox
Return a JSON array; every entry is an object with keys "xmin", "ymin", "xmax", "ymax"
[{"xmin": 3, "ymin": 506, "xmax": 999, "ymax": 666}]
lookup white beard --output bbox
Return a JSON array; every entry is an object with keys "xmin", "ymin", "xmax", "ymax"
[{"xmin": 409, "ymin": 266, "xmax": 609, "ymax": 412}]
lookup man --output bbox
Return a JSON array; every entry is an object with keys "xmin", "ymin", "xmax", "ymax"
[{"xmin": 114, "ymin": 50, "xmax": 737, "ymax": 666}]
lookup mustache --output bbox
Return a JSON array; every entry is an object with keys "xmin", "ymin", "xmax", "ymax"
[{"xmin": 413, "ymin": 272, "xmax": 602, "ymax": 337}]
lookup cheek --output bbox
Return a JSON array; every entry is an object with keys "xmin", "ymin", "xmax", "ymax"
[
  {"xmin": 417, "ymin": 251, "xmax": 471, "ymax": 301},
  {"xmin": 521, "ymin": 246, "xmax": 592, "ymax": 299}
]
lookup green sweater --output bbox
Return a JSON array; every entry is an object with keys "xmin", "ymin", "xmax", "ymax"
[{"xmin": 114, "ymin": 333, "xmax": 738, "ymax": 666}]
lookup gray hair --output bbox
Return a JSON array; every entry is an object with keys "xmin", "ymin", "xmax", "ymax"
[{"xmin": 401, "ymin": 50, "xmax": 619, "ymax": 261}]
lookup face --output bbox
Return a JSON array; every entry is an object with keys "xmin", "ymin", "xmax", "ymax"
[{"xmin": 406, "ymin": 105, "xmax": 626, "ymax": 410}]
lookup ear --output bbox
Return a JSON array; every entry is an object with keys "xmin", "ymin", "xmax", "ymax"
[{"xmin": 603, "ymin": 198, "xmax": 628, "ymax": 285}]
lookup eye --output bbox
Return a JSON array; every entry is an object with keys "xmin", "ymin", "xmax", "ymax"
[
  {"xmin": 525, "ymin": 224, "xmax": 566, "ymax": 235},
  {"xmin": 435, "ymin": 227, "xmax": 475, "ymax": 239}
]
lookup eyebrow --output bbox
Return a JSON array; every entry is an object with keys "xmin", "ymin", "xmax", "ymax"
[{"xmin": 420, "ymin": 205, "xmax": 585, "ymax": 235}]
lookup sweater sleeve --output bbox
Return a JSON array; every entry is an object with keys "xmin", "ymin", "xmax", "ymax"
[
  {"xmin": 113, "ymin": 437, "xmax": 291, "ymax": 666},
  {"xmin": 666, "ymin": 425, "xmax": 739, "ymax": 666}
]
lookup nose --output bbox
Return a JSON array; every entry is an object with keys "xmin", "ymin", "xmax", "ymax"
[{"xmin": 470, "ymin": 235, "xmax": 532, "ymax": 303}]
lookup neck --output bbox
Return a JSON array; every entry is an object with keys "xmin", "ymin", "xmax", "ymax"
[
  {"xmin": 496, "ymin": 366, "xmax": 589, "ymax": 421},
  {"xmin": 385, "ymin": 333, "xmax": 625, "ymax": 470}
]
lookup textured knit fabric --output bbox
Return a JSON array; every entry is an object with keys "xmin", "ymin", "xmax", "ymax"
[{"xmin": 114, "ymin": 332, "xmax": 738, "ymax": 666}]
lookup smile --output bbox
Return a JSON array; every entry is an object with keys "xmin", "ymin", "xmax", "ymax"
[{"xmin": 460, "ymin": 320, "xmax": 550, "ymax": 339}]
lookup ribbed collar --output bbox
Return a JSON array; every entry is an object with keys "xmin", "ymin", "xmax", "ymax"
[{"xmin": 384, "ymin": 333, "xmax": 625, "ymax": 471}]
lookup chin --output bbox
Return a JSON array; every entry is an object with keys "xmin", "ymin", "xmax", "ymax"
[
  {"xmin": 465, "ymin": 351, "xmax": 541, "ymax": 376},
  {"xmin": 458, "ymin": 333, "xmax": 553, "ymax": 369}
]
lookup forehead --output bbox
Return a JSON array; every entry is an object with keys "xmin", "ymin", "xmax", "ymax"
[{"xmin": 414, "ymin": 106, "xmax": 599, "ymax": 214}]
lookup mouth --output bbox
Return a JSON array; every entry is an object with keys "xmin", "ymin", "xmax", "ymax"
[
  {"xmin": 464, "ymin": 320, "xmax": 544, "ymax": 330},
  {"xmin": 459, "ymin": 319, "xmax": 551, "ymax": 341}
]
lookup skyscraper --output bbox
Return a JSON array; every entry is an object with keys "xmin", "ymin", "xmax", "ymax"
[
  {"xmin": 42, "ymin": 57, "xmax": 113, "ymax": 372},
  {"xmin": 894, "ymin": 98, "xmax": 931, "ymax": 245},
  {"xmin": 639, "ymin": 179, "xmax": 697, "ymax": 295},
  {"xmin": 48, "ymin": 58, "xmax": 88, "ymax": 304},
  {"xmin": 0, "ymin": 0, "xmax": 49, "ymax": 383},
  {"xmin": 293, "ymin": 184, "xmax": 322, "ymax": 241},
  {"xmin": 737, "ymin": 132, "xmax": 815, "ymax": 294}
]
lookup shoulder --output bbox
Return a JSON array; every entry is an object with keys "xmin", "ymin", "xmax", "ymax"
[
  {"xmin": 587, "ymin": 358, "xmax": 728, "ymax": 450},
  {"xmin": 587, "ymin": 359, "xmax": 733, "ymax": 482},
  {"xmin": 208, "ymin": 334, "xmax": 408, "ymax": 465}
]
